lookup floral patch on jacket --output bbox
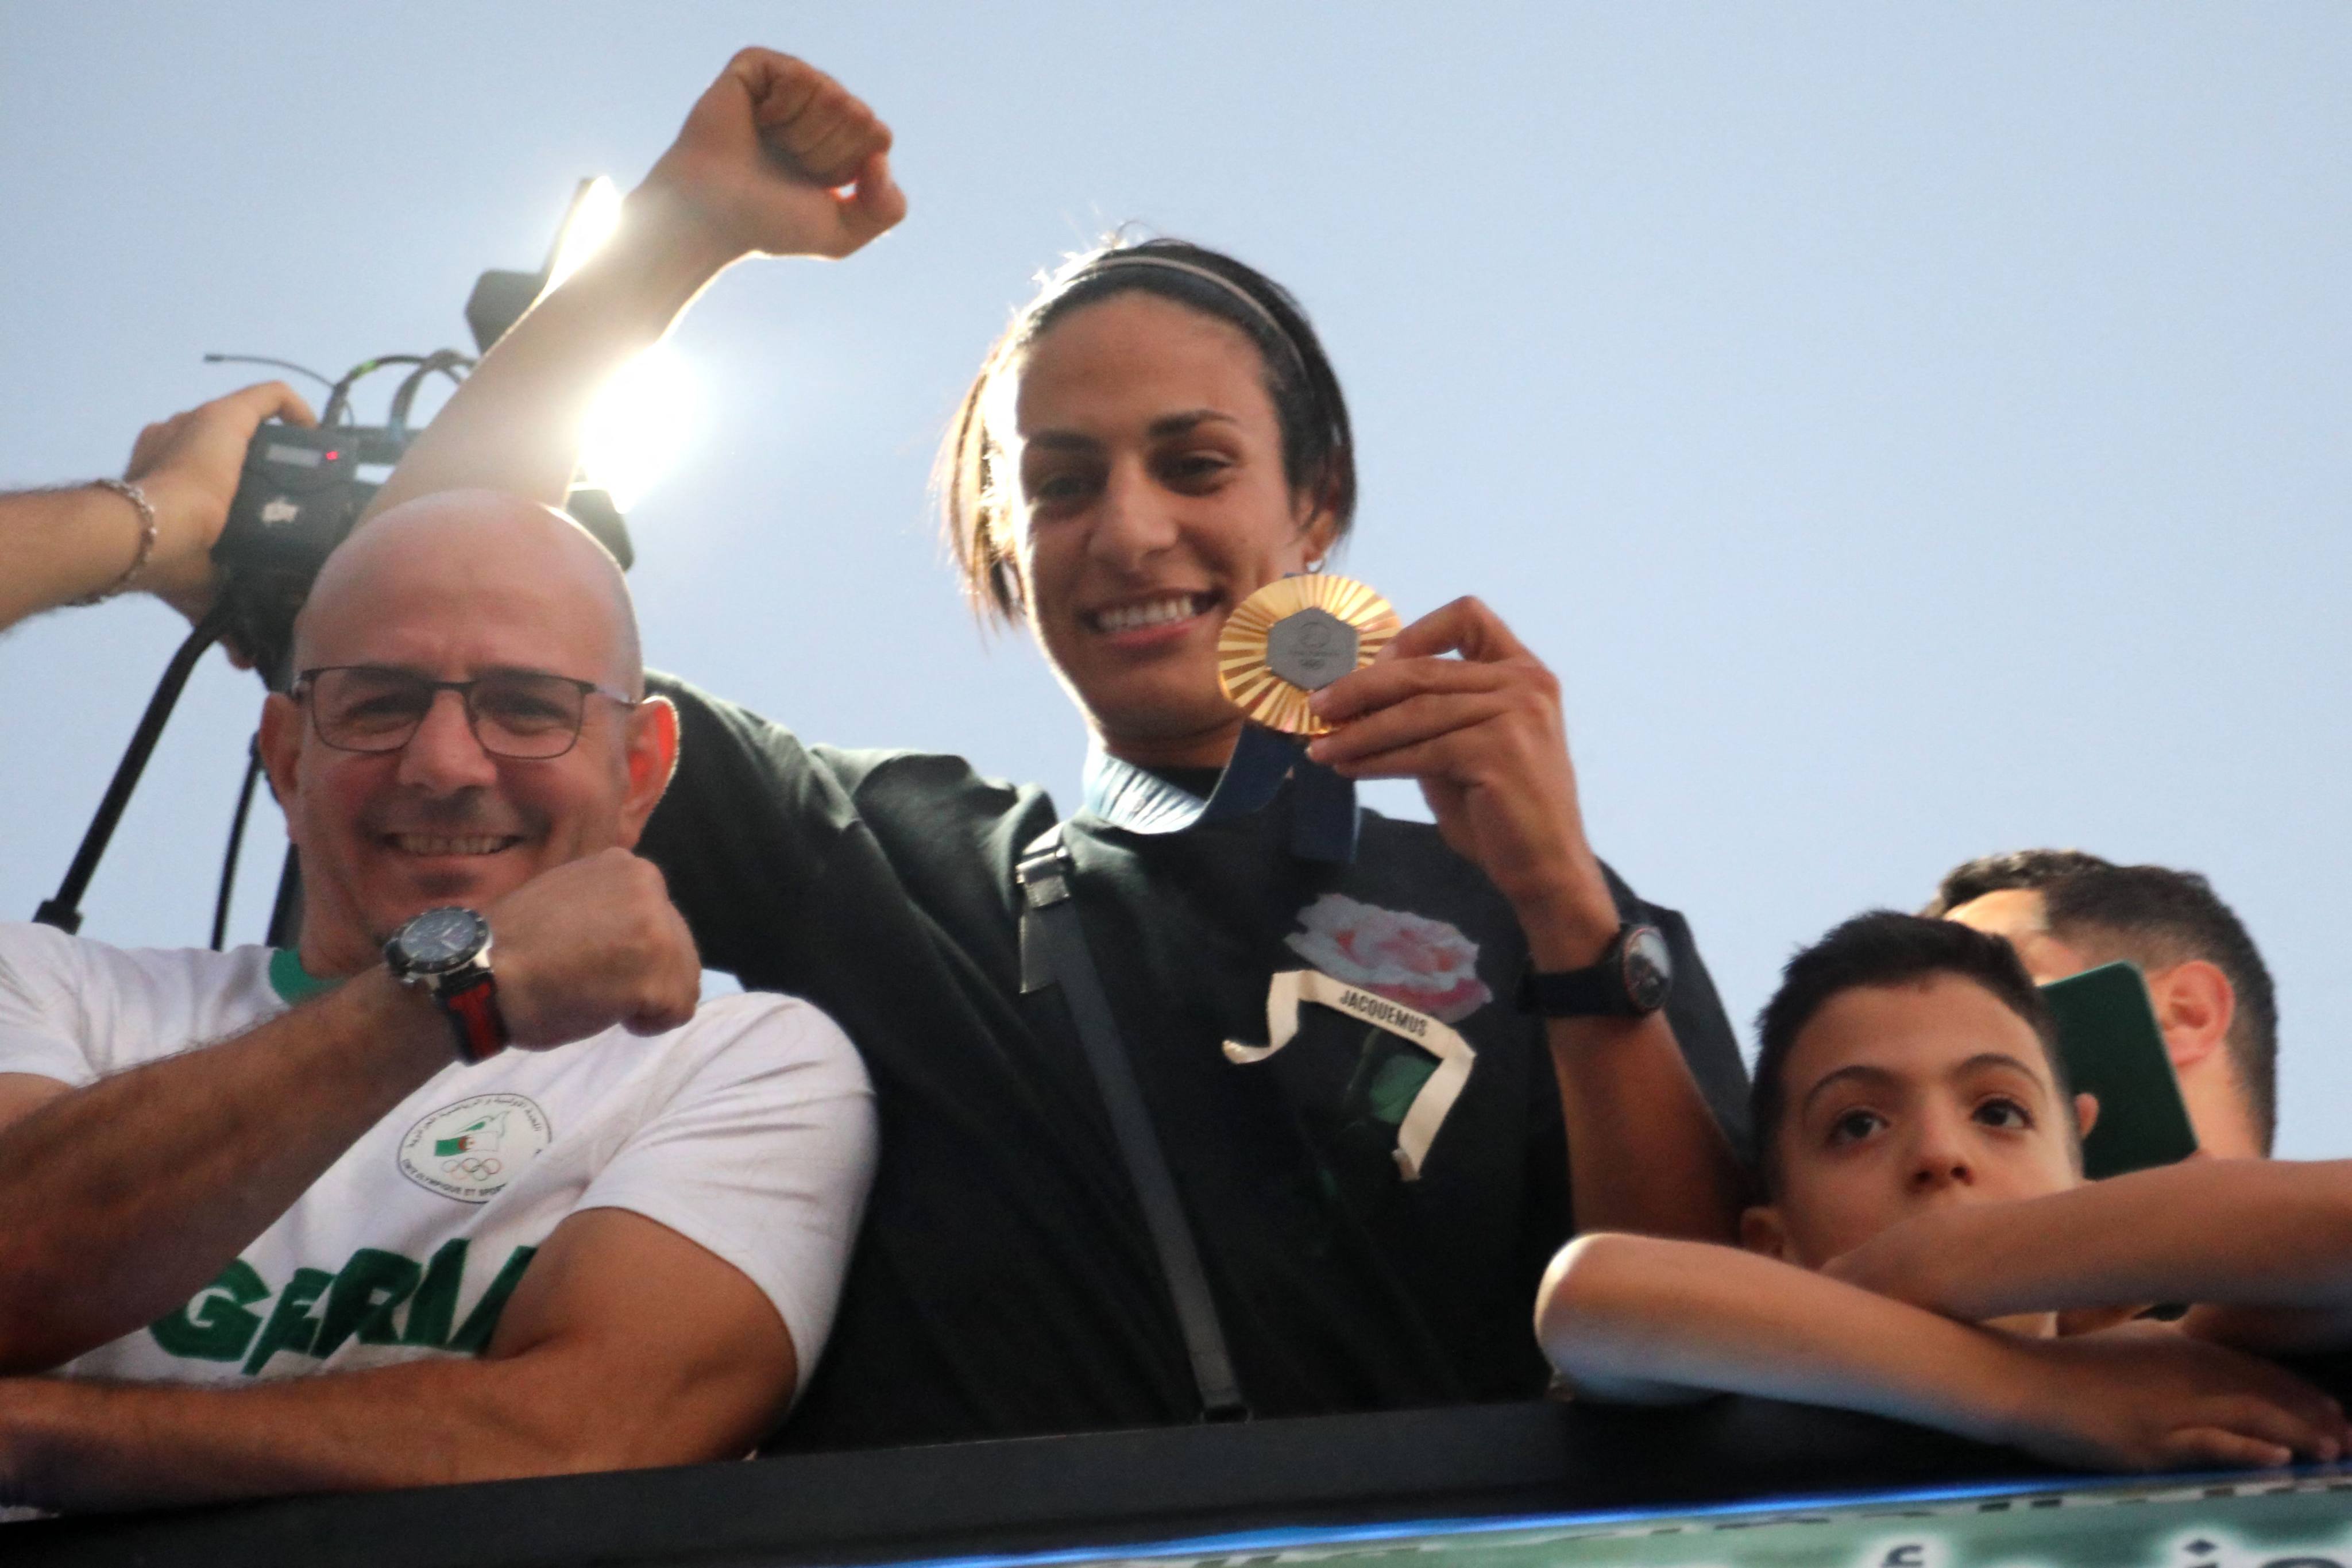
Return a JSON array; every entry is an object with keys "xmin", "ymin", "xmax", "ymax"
[{"xmin": 1283, "ymin": 893, "xmax": 1493, "ymax": 1025}]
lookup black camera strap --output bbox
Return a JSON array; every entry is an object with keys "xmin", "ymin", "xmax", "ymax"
[
  {"xmin": 1016, "ymin": 825, "xmax": 1249, "ymax": 1423},
  {"xmin": 35, "ymin": 603, "xmax": 231, "ymax": 934}
]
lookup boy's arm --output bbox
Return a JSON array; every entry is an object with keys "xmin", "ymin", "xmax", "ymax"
[
  {"xmin": 1825, "ymin": 1160, "xmax": 2352, "ymax": 1350},
  {"xmin": 1536, "ymin": 1232, "xmax": 2349, "ymax": 1472},
  {"xmin": 363, "ymin": 48, "xmax": 902, "ymax": 519}
]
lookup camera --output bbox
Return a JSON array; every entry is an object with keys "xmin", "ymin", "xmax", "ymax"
[
  {"xmin": 212, "ymin": 422, "xmax": 410, "ymax": 681},
  {"xmin": 40, "ymin": 177, "xmax": 637, "ymax": 940},
  {"xmin": 213, "ymin": 427, "xmax": 632, "ymax": 684}
]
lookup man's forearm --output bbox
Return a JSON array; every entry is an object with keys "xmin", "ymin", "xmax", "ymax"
[
  {"xmin": 364, "ymin": 185, "xmax": 739, "ymax": 520},
  {"xmin": 1548, "ymin": 1013, "xmax": 1748, "ymax": 1243},
  {"xmin": 2, "ymin": 1205, "xmax": 799, "ymax": 1513},
  {"xmin": 5, "ymin": 1351, "xmax": 613, "ymax": 1511},
  {"xmin": 0, "ymin": 485, "xmax": 151, "ymax": 632},
  {"xmin": 0, "ymin": 972, "xmax": 453, "ymax": 1372}
]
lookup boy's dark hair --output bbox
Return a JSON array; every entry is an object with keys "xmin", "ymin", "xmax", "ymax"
[
  {"xmin": 1925, "ymin": 849, "xmax": 2277, "ymax": 1151},
  {"xmin": 1751, "ymin": 912, "xmax": 2069, "ymax": 1195}
]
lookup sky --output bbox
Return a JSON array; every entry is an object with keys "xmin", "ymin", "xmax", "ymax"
[{"xmin": 3, "ymin": 4, "xmax": 2347, "ymax": 1153}]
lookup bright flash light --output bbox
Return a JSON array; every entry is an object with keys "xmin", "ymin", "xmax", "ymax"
[
  {"xmin": 544, "ymin": 176, "xmax": 623, "ymax": 293},
  {"xmin": 579, "ymin": 343, "xmax": 696, "ymax": 512}
]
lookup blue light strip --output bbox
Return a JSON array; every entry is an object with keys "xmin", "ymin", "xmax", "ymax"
[{"xmin": 869, "ymin": 1465, "xmax": 2342, "ymax": 1568}]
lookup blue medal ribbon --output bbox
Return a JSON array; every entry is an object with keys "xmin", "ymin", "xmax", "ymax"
[{"xmin": 1082, "ymin": 723, "xmax": 1361, "ymax": 863}]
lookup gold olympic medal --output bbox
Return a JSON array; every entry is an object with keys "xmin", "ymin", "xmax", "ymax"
[{"xmin": 1217, "ymin": 574, "xmax": 1402, "ymax": 737}]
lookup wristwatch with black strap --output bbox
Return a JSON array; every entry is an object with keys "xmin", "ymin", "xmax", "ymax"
[
  {"xmin": 384, "ymin": 906, "xmax": 508, "ymax": 1064},
  {"xmin": 1516, "ymin": 921, "xmax": 1674, "ymax": 1018}
]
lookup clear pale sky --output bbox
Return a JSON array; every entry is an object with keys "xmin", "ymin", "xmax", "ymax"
[{"xmin": 4, "ymin": 5, "xmax": 2346, "ymax": 1152}]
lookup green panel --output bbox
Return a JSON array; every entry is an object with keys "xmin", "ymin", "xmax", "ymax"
[
  {"xmin": 1029, "ymin": 1476, "xmax": 2352, "ymax": 1568},
  {"xmin": 267, "ymin": 947, "xmax": 338, "ymax": 1004}
]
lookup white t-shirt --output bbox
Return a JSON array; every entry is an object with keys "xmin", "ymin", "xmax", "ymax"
[{"xmin": 0, "ymin": 923, "xmax": 876, "ymax": 1393}]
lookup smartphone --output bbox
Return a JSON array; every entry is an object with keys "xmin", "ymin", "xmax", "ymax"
[{"xmin": 2040, "ymin": 961, "xmax": 2199, "ymax": 1180}]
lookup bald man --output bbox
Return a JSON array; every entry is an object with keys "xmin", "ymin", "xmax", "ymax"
[{"xmin": 0, "ymin": 492, "xmax": 874, "ymax": 1513}]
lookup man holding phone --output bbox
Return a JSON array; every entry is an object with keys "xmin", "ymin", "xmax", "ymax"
[{"xmin": 1926, "ymin": 850, "xmax": 2276, "ymax": 1160}]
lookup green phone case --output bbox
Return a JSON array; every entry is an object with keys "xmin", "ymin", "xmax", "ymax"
[{"xmin": 2040, "ymin": 961, "xmax": 2200, "ymax": 1180}]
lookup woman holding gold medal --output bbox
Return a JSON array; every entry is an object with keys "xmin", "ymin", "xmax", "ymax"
[{"xmin": 372, "ymin": 49, "xmax": 1750, "ymax": 1449}]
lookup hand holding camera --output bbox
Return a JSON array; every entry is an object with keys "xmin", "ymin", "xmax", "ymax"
[{"xmin": 118, "ymin": 381, "xmax": 318, "ymax": 625}]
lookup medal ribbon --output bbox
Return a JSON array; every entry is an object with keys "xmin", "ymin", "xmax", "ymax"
[
  {"xmin": 1082, "ymin": 726, "xmax": 1361, "ymax": 862},
  {"xmin": 1223, "ymin": 969, "xmax": 1475, "ymax": 1181}
]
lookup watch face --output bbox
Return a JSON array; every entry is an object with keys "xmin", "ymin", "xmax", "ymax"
[
  {"xmin": 1620, "ymin": 925, "xmax": 1674, "ymax": 1013},
  {"xmin": 395, "ymin": 907, "xmax": 487, "ymax": 974}
]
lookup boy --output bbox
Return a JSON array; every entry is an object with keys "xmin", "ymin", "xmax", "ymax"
[{"xmin": 1536, "ymin": 912, "xmax": 2352, "ymax": 1473}]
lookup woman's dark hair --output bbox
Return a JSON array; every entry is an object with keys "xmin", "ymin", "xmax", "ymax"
[
  {"xmin": 936, "ymin": 236, "xmax": 1358, "ymax": 623},
  {"xmin": 1749, "ymin": 911, "xmax": 2071, "ymax": 1195}
]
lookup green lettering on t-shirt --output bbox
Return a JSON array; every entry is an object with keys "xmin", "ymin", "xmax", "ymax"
[
  {"xmin": 242, "ymin": 1266, "xmax": 334, "ymax": 1375},
  {"xmin": 315, "ymin": 1248, "xmax": 424, "ymax": 1358},
  {"xmin": 401, "ymin": 1238, "xmax": 470, "ymax": 1348},
  {"xmin": 447, "ymin": 1245, "xmax": 538, "ymax": 1355},
  {"xmin": 148, "ymin": 1258, "xmax": 269, "ymax": 1362}
]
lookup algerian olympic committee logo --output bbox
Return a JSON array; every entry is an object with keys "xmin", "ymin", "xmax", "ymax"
[{"xmin": 397, "ymin": 1094, "xmax": 553, "ymax": 1203}]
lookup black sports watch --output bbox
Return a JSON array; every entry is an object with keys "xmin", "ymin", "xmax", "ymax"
[
  {"xmin": 384, "ymin": 906, "xmax": 508, "ymax": 1064},
  {"xmin": 1516, "ymin": 922, "xmax": 1674, "ymax": 1018}
]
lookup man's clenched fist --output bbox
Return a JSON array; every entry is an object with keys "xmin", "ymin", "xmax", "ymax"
[
  {"xmin": 484, "ymin": 849, "xmax": 701, "ymax": 1048},
  {"xmin": 642, "ymin": 48, "xmax": 907, "ymax": 264}
]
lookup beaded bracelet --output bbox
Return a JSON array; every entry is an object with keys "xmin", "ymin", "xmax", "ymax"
[{"xmin": 71, "ymin": 478, "xmax": 159, "ymax": 605}]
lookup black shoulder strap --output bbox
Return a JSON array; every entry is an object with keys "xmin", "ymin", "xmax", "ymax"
[{"xmin": 1015, "ymin": 824, "xmax": 1249, "ymax": 1422}]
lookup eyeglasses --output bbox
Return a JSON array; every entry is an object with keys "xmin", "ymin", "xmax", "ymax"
[{"xmin": 292, "ymin": 666, "xmax": 636, "ymax": 760}]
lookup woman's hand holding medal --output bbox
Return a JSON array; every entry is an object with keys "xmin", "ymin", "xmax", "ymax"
[{"xmin": 1304, "ymin": 596, "xmax": 1623, "ymax": 971}]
